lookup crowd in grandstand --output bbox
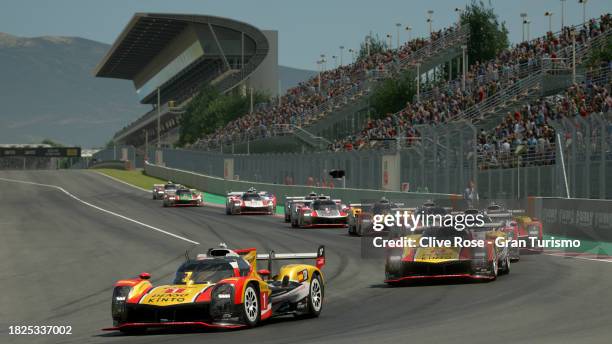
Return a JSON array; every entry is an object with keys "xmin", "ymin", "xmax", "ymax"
[
  {"xmin": 476, "ymin": 81, "xmax": 611, "ymax": 169},
  {"xmin": 193, "ymin": 25, "xmax": 464, "ymax": 148},
  {"xmin": 329, "ymin": 14, "xmax": 611, "ymax": 153}
]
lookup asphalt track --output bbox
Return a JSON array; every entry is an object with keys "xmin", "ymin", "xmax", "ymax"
[{"xmin": 1, "ymin": 170, "xmax": 611, "ymax": 344}]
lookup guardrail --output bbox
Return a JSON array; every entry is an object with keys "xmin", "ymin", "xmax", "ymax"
[{"xmin": 144, "ymin": 162, "xmax": 459, "ymax": 205}]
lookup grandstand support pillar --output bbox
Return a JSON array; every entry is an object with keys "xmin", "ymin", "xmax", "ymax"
[
  {"xmin": 416, "ymin": 63, "xmax": 420, "ymax": 101},
  {"xmin": 208, "ymin": 23, "xmax": 231, "ymax": 71},
  {"xmin": 461, "ymin": 45, "xmax": 467, "ymax": 91},
  {"xmin": 572, "ymin": 31, "xmax": 576, "ymax": 84},
  {"xmin": 157, "ymin": 88, "xmax": 161, "ymax": 148}
]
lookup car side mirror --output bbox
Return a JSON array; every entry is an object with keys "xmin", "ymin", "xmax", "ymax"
[
  {"xmin": 139, "ymin": 272, "xmax": 151, "ymax": 280},
  {"xmin": 257, "ymin": 269, "xmax": 271, "ymax": 277}
]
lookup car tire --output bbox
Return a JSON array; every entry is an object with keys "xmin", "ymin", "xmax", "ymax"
[
  {"xmin": 501, "ymin": 255, "xmax": 510, "ymax": 275},
  {"xmin": 241, "ymin": 285, "xmax": 260, "ymax": 327},
  {"xmin": 490, "ymin": 251, "xmax": 499, "ymax": 280},
  {"xmin": 305, "ymin": 274, "xmax": 323, "ymax": 317},
  {"xmin": 291, "ymin": 218, "xmax": 298, "ymax": 228},
  {"xmin": 225, "ymin": 207, "xmax": 231, "ymax": 215}
]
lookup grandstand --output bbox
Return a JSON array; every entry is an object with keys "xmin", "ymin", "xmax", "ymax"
[
  {"xmin": 94, "ymin": 13, "xmax": 279, "ymax": 149},
  {"xmin": 190, "ymin": 23, "xmax": 469, "ymax": 153},
  {"xmin": 94, "ymin": 11, "xmax": 611, "ymax": 198}
]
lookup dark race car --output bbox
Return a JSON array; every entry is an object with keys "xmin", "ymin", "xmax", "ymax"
[
  {"xmin": 163, "ymin": 188, "xmax": 203, "ymax": 207},
  {"xmin": 153, "ymin": 182, "xmax": 179, "ymax": 200},
  {"xmin": 296, "ymin": 197, "xmax": 348, "ymax": 228},
  {"xmin": 485, "ymin": 204, "xmax": 521, "ymax": 261}
]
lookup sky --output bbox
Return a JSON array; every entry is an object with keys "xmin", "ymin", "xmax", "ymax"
[{"xmin": 1, "ymin": 0, "xmax": 611, "ymax": 70}]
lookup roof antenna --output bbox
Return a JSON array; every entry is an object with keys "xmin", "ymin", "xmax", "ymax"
[{"xmin": 184, "ymin": 245, "xmax": 198, "ymax": 261}]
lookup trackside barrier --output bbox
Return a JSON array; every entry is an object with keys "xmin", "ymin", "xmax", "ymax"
[
  {"xmin": 89, "ymin": 160, "xmax": 130, "ymax": 170},
  {"xmin": 144, "ymin": 162, "xmax": 459, "ymax": 206},
  {"xmin": 532, "ymin": 197, "xmax": 612, "ymax": 242}
]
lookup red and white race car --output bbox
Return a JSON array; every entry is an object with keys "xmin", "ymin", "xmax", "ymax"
[
  {"xmin": 295, "ymin": 196, "xmax": 348, "ymax": 228},
  {"xmin": 225, "ymin": 189, "xmax": 275, "ymax": 215}
]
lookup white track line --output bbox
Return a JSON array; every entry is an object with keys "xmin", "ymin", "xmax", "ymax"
[
  {"xmin": 0, "ymin": 176, "xmax": 200, "ymax": 245},
  {"xmin": 543, "ymin": 252, "xmax": 612, "ymax": 263},
  {"xmin": 94, "ymin": 171, "xmax": 149, "ymax": 192},
  {"xmin": 93, "ymin": 171, "xmax": 227, "ymax": 209}
]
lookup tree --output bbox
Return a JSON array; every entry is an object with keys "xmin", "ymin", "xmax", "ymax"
[
  {"xmin": 178, "ymin": 84, "xmax": 268, "ymax": 146},
  {"xmin": 585, "ymin": 36, "xmax": 612, "ymax": 68},
  {"xmin": 358, "ymin": 34, "xmax": 389, "ymax": 60},
  {"xmin": 40, "ymin": 139, "xmax": 64, "ymax": 147},
  {"xmin": 460, "ymin": 1, "xmax": 509, "ymax": 66},
  {"xmin": 368, "ymin": 71, "xmax": 417, "ymax": 119}
]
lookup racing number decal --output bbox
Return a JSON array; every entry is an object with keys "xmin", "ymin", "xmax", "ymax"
[
  {"xmin": 181, "ymin": 271, "xmax": 193, "ymax": 285},
  {"xmin": 262, "ymin": 291, "xmax": 268, "ymax": 309}
]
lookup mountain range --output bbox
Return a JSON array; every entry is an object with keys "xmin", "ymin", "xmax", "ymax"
[{"xmin": 0, "ymin": 32, "xmax": 316, "ymax": 147}]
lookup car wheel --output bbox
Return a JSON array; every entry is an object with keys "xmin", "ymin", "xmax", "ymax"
[
  {"xmin": 225, "ymin": 207, "xmax": 231, "ymax": 215},
  {"xmin": 501, "ymin": 255, "xmax": 510, "ymax": 275},
  {"xmin": 306, "ymin": 274, "xmax": 323, "ymax": 317},
  {"xmin": 241, "ymin": 285, "xmax": 260, "ymax": 327},
  {"xmin": 490, "ymin": 252, "xmax": 499, "ymax": 280},
  {"xmin": 291, "ymin": 218, "xmax": 298, "ymax": 228}
]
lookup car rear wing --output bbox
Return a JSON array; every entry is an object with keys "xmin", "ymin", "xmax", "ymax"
[
  {"xmin": 255, "ymin": 245, "xmax": 325, "ymax": 270},
  {"xmin": 508, "ymin": 209, "xmax": 526, "ymax": 214},
  {"xmin": 153, "ymin": 184, "xmax": 164, "ymax": 187},
  {"xmin": 487, "ymin": 212, "xmax": 513, "ymax": 219},
  {"xmin": 227, "ymin": 192, "xmax": 243, "ymax": 197}
]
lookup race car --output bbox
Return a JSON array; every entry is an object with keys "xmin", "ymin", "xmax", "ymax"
[
  {"xmin": 349, "ymin": 198, "xmax": 404, "ymax": 236},
  {"xmin": 103, "ymin": 244, "xmax": 325, "ymax": 332},
  {"xmin": 226, "ymin": 188, "xmax": 274, "ymax": 215},
  {"xmin": 284, "ymin": 192, "xmax": 319, "ymax": 222},
  {"xmin": 347, "ymin": 203, "xmax": 370, "ymax": 235},
  {"xmin": 258, "ymin": 191, "xmax": 277, "ymax": 210},
  {"xmin": 152, "ymin": 182, "xmax": 179, "ymax": 200},
  {"xmin": 384, "ymin": 213, "xmax": 511, "ymax": 284},
  {"xmin": 514, "ymin": 214, "xmax": 544, "ymax": 253},
  {"xmin": 289, "ymin": 199, "xmax": 314, "ymax": 228},
  {"xmin": 163, "ymin": 188, "xmax": 203, "ymax": 207},
  {"xmin": 295, "ymin": 196, "xmax": 348, "ymax": 228},
  {"xmin": 484, "ymin": 203, "xmax": 520, "ymax": 261}
]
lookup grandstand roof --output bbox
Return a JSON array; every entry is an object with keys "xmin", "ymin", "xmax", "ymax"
[{"xmin": 93, "ymin": 12, "xmax": 268, "ymax": 80}]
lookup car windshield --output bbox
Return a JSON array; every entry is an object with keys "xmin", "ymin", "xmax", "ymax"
[
  {"xmin": 422, "ymin": 227, "xmax": 469, "ymax": 240},
  {"xmin": 313, "ymin": 200, "xmax": 337, "ymax": 211},
  {"xmin": 243, "ymin": 193, "xmax": 261, "ymax": 200},
  {"xmin": 173, "ymin": 259, "xmax": 236, "ymax": 284},
  {"xmin": 165, "ymin": 184, "xmax": 177, "ymax": 190},
  {"xmin": 373, "ymin": 203, "xmax": 392, "ymax": 214}
]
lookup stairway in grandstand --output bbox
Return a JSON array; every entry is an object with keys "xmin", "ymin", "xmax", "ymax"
[
  {"xmin": 290, "ymin": 26, "xmax": 470, "ymax": 148},
  {"xmin": 459, "ymin": 27, "xmax": 611, "ymax": 132}
]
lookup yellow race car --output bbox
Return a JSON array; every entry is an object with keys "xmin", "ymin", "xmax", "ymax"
[{"xmin": 104, "ymin": 245, "xmax": 325, "ymax": 333}]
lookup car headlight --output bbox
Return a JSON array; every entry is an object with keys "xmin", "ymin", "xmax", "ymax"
[
  {"xmin": 111, "ymin": 286, "xmax": 131, "ymax": 320},
  {"xmin": 210, "ymin": 284, "xmax": 235, "ymax": 319}
]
